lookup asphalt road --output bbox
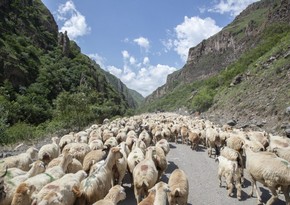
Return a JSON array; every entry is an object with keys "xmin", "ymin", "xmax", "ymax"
[{"xmin": 120, "ymin": 143, "xmax": 286, "ymax": 205}]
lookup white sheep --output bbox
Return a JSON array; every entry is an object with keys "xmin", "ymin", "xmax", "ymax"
[
  {"xmin": 59, "ymin": 132, "xmax": 75, "ymax": 151},
  {"xmin": 153, "ymin": 146, "xmax": 167, "ymax": 181},
  {"xmin": 92, "ymin": 185, "xmax": 126, "ymax": 205},
  {"xmin": 146, "ymin": 181, "xmax": 170, "ymax": 205},
  {"xmin": 127, "ymin": 142, "xmax": 145, "ymax": 175},
  {"xmin": 205, "ymin": 126, "xmax": 221, "ymax": 158},
  {"xmin": 156, "ymin": 139, "xmax": 170, "ymax": 156},
  {"xmin": 216, "ymin": 155, "xmax": 242, "ymax": 200},
  {"xmin": 244, "ymin": 144, "xmax": 290, "ymax": 205},
  {"xmin": 82, "ymin": 149, "xmax": 107, "ymax": 173},
  {"xmin": 38, "ymin": 137, "xmax": 60, "ymax": 165},
  {"xmin": 74, "ymin": 147, "xmax": 123, "ymax": 204},
  {"xmin": 139, "ymin": 129, "xmax": 152, "ymax": 147},
  {"xmin": 104, "ymin": 136, "xmax": 118, "ymax": 149},
  {"xmin": 9, "ymin": 160, "xmax": 46, "ymax": 187},
  {"xmin": 273, "ymin": 147, "xmax": 290, "ymax": 163},
  {"xmin": 89, "ymin": 139, "xmax": 104, "ymax": 150},
  {"xmin": 32, "ymin": 170, "xmax": 87, "ymax": 205},
  {"xmin": 62, "ymin": 142, "xmax": 90, "ymax": 164},
  {"xmin": 113, "ymin": 142, "xmax": 128, "ymax": 185},
  {"xmin": 0, "ymin": 147, "xmax": 38, "ymax": 171},
  {"xmin": 167, "ymin": 168, "xmax": 189, "ymax": 205},
  {"xmin": 133, "ymin": 146, "xmax": 158, "ymax": 203},
  {"xmin": 21, "ymin": 150, "xmax": 73, "ymax": 195},
  {"xmin": 47, "ymin": 155, "xmax": 82, "ymax": 174}
]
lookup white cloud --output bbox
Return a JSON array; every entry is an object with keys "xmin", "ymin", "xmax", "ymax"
[
  {"xmin": 133, "ymin": 37, "xmax": 150, "ymax": 51},
  {"xmin": 57, "ymin": 1, "xmax": 91, "ymax": 40},
  {"xmin": 94, "ymin": 52, "xmax": 177, "ymax": 97},
  {"xmin": 209, "ymin": 0, "xmax": 259, "ymax": 16},
  {"xmin": 122, "ymin": 50, "xmax": 130, "ymax": 59},
  {"xmin": 143, "ymin": 57, "xmax": 150, "ymax": 65},
  {"xmin": 165, "ymin": 16, "xmax": 222, "ymax": 62}
]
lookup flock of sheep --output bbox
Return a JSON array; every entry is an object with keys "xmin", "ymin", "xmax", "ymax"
[{"xmin": 0, "ymin": 112, "xmax": 290, "ymax": 205}]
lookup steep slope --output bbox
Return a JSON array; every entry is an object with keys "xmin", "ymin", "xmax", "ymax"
[
  {"xmin": 104, "ymin": 71, "xmax": 144, "ymax": 108},
  {"xmin": 146, "ymin": 0, "xmax": 289, "ymax": 102},
  {"xmin": 0, "ymin": 0, "xmax": 142, "ymax": 144},
  {"xmin": 140, "ymin": 0, "xmax": 290, "ymax": 134}
]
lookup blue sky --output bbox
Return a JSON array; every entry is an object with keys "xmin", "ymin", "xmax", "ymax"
[{"xmin": 41, "ymin": 0, "xmax": 259, "ymax": 97}]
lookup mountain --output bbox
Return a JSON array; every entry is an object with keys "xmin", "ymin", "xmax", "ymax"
[
  {"xmin": 141, "ymin": 0, "xmax": 290, "ymax": 134},
  {"xmin": 0, "ymin": 0, "xmax": 143, "ymax": 144},
  {"xmin": 104, "ymin": 71, "xmax": 144, "ymax": 108}
]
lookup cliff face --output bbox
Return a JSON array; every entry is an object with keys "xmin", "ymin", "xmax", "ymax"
[{"xmin": 146, "ymin": 0, "xmax": 290, "ymax": 102}]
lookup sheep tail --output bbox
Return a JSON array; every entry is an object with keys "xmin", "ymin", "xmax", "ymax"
[
  {"xmin": 174, "ymin": 188, "xmax": 181, "ymax": 197},
  {"xmin": 72, "ymin": 186, "xmax": 82, "ymax": 198},
  {"xmin": 72, "ymin": 186, "xmax": 87, "ymax": 205}
]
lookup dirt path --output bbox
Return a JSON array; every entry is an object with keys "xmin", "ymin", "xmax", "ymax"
[{"xmin": 120, "ymin": 143, "xmax": 286, "ymax": 205}]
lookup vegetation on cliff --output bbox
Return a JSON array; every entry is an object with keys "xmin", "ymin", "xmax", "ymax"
[{"xmin": 0, "ymin": 0, "xmax": 143, "ymax": 144}]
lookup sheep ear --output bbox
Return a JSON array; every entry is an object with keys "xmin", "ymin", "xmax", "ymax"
[
  {"xmin": 164, "ymin": 187, "xmax": 171, "ymax": 193},
  {"xmin": 148, "ymin": 187, "xmax": 156, "ymax": 193},
  {"xmin": 29, "ymin": 163, "xmax": 33, "ymax": 168}
]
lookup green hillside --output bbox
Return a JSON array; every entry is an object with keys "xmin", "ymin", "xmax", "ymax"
[
  {"xmin": 138, "ymin": 0, "xmax": 290, "ymax": 133},
  {"xmin": 0, "ymin": 0, "xmax": 143, "ymax": 144}
]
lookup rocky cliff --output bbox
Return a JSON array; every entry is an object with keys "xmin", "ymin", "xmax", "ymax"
[{"xmin": 146, "ymin": 0, "xmax": 290, "ymax": 102}]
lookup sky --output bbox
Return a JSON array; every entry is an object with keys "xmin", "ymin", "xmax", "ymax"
[{"xmin": 41, "ymin": 0, "xmax": 259, "ymax": 97}]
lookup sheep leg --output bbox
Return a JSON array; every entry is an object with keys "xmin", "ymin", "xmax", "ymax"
[
  {"xmin": 249, "ymin": 176, "xmax": 263, "ymax": 204},
  {"xmin": 281, "ymin": 185, "xmax": 290, "ymax": 205},
  {"xmin": 218, "ymin": 172, "xmax": 222, "ymax": 187},
  {"xmin": 236, "ymin": 180, "xmax": 242, "ymax": 200},
  {"xmin": 266, "ymin": 187, "xmax": 278, "ymax": 205},
  {"xmin": 226, "ymin": 174, "xmax": 234, "ymax": 197}
]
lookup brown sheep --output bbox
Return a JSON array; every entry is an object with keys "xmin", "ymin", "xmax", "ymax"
[
  {"xmin": 11, "ymin": 182, "xmax": 36, "ymax": 205},
  {"xmin": 168, "ymin": 169, "xmax": 189, "ymax": 205}
]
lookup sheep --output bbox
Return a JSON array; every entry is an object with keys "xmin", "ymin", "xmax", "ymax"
[
  {"xmin": 167, "ymin": 168, "xmax": 189, "ymax": 205},
  {"xmin": 0, "ymin": 147, "xmax": 38, "ymax": 171},
  {"xmin": 267, "ymin": 134, "xmax": 290, "ymax": 151},
  {"xmin": 133, "ymin": 146, "xmax": 158, "ymax": 203},
  {"xmin": 273, "ymin": 147, "xmax": 290, "ymax": 162},
  {"xmin": 139, "ymin": 129, "xmax": 152, "ymax": 147},
  {"xmin": 82, "ymin": 149, "xmax": 107, "ymax": 173},
  {"xmin": 89, "ymin": 139, "xmax": 104, "ymax": 151},
  {"xmin": 226, "ymin": 134, "xmax": 245, "ymax": 154},
  {"xmin": 0, "ymin": 166, "xmax": 7, "ymax": 201},
  {"xmin": 5, "ymin": 167, "xmax": 26, "ymax": 179},
  {"xmin": 62, "ymin": 142, "xmax": 90, "ymax": 164},
  {"xmin": 104, "ymin": 137, "xmax": 118, "ymax": 149},
  {"xmin": 153, "ymin": 146, "xmax": 167, "ymax": 181},
  {"xmin": 59, "ymin": 132, "xmax": 75, "ymax": 151},
  {"xmin": 38, "ymin": 137, "xmax": 60, "ymax": 165},
  {"xmin": 74, "ymin": 147, "xmax": 123, "ymax": 204},
  {"xmin": 113, "ymin": 142, "xmax": 128, "ymax": 185},
  {"xmin": 142, "ymin": 181, "xmax": 170, "ymax": 205},
  {"xmin": 138, "ymin": 191, "xmax": 155, "ymax": 205},
  {"xmin": 115, "ymin": 130, "xmax": 127, "ymax": 144},
  {"xmin": 47, "ymin": 155, "xmax": 82, "ymax": 174},
  {"xmin": 132, "ymin": 139, "xmax": 147, "ymax": 155},
  {"xmin": 244, "ymin": 144, "xmax": 290, "ymax": 205},
  {"xmin": 92, "ymin": 185, "xmax": 126, "ymax": 205},
  {"xmin": 170, "ymin": 124, "xmax": 180, "ymax": 143},
  {"xmin": 127, "ymin": 142, "xmax": 145, "ymax": 175},
  {"xmin": 11, "ymin": 183, "xmax": 36, "ymax": 205},
  {"xmin": 246, "ymin": 130, "xmax": 269, "ymax": 149},
  {"xmin": 89, "ymin": 160, "xmax": 105, "ymax": 176},
  {"xmin": 156, "ymin": 139, "xmax": 170, "ymax": 156},
  {"xmin": 187, "ymin": 129, "xmax": 201, "ymax": 151},
  {"xmin": 9, "ymin": 160, "xmax": 46, "ymax": 187},
  {"xmin": 216, "ymin": 155, "xmax": 242, "ymax": 200},
  {"xmin": 32, "ymin": 170, "xmax": 87, "ymax": 205},
  {"xmin": 180, "ymin": 125, "xmax": 189, "ymax": 144},
  {"xmin": 205, "ymin": 126, "xmax": 221, "ymax": 158},
  {"xmin": 21, "ymin": 150, "xmax": 73, "ymax": 195},
  {"xmin": 220, "ymin": 146, "xmax": 244, "ymax": 186}
]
